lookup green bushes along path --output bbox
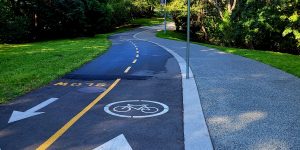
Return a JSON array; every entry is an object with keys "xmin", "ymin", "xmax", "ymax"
[
  {"xmin": 0, "ymin": 0, "xmax": 159, "ymax": 43},
  {"xmin": 167, "ymin": 0, "xmax": 300, "ymax": 54}
]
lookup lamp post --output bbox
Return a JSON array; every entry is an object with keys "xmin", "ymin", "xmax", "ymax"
[
  {"xmin": 186, "ymin": 0, "xmax": 190, "ymax": 79},
  {"xmin": 164, "ymin": 0, "xmax": 167, "ymax": 34}
]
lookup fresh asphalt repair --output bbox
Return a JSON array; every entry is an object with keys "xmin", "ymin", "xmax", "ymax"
[{"xmin": 0, "ymin": 28, "xmax": 212, "ymax": 149}]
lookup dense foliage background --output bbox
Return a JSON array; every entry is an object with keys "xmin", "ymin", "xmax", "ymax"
[
  {"xmin": 168, "ymin": 0, "xmax": 300, "ymax": 54},
  {"xmin": 0, "ymin": 0, "xmax": 158, "ymax": 43},
  {"xmin": 1, "ymin": 0, "xmax": 299, "ymax": 54}
]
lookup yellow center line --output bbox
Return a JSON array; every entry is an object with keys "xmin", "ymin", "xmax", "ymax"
[
  {"xmin": 124, "ymin": 66, "xmax": 132, "ymax": 73},
  {"xmin": 36, "ymin": 78, "xmax": 121, "ymax": 150},
  {"xmin": 132, "ymin": 59, "xmax": 137, "ymax": 64}
]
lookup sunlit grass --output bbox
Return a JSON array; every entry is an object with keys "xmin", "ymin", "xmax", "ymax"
[
  {"xmin": 130, "ymin": 18, "xmax": 166, "ymax": 26},
  {"xmin": 0, "ymin": 17, "xmax": 168, "ymax": 103},
  {"xmin": 156, "ymin": 30, "xmax": 300, "ymax": 78},
  {"xmin": 0, "ymin": 44, "xmax": 32, "ymax": 49},
  {"xmin": 0, "ymin": 34, "xmax": 110, "ymax": 103},
  {"xmin": 156, "ymin": 30, "xmax": 186, "ymax": 41}
]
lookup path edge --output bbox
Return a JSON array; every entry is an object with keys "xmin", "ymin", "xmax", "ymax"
[{"xmin": 133, "ymin": 30, "xmax": 213, "ymax": 150}]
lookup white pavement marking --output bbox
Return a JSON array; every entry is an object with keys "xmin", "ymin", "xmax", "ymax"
[
  {"xmin": 129, "ymin": 40, "xmax": 137, "ymax": 48},
  {"xmin": 124, "ymin": 66, "xmax": 131, "ymax": 73},
  {"xmin": 132, "ymin": 59, "xmax": 137, "ymax": 64},
  {"xmin": 93, "ymin": 134, "xmax": 132, "ymax": 150},
  {"xmin": 8, "ymin": 98, "xmax": 59, "ymax": 123},
  {"xmin": 136, "ymin": 54, "xmax": 139, "ymax": 58},
  {"xmin": 133, "ymin": 30, "xmax": 213, "ymax": 150},
  {"xmin": 104, "ymin": 100, "xmax": 169, "ymax": 118}
]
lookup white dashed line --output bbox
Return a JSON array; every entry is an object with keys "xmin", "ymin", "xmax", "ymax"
[
  {"xmin": 124, "ymin": 66, "xmax": 132, "ymax": 73},
  {"xmin": 133, "ymin": 30, "xmax": 213, "ymax": 150},
  {"xmin": 136, "ymin": 54, "xmax": 139, "ymax": 58},
  {"xmin": 136, "ymin": 51, "xmax": 139, "ymax": 54},
  {"xmin": 132, "ymin": 59, "xmax": 137, "ymax": 64}
]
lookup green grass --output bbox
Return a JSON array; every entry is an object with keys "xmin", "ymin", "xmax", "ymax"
[
  {"xmin": 156, "ymin": 30, "xmax": 186, "ymax": 41},
  {"xmin": 0, "ymin": 34, "xmax": 111, "ymax": 104},
  {"xmin": 130, "ymin": 18, "xmax": 166, "ymax": 26},
  {"xmin": 156, "ymin": 30, "xmax": 300, "ymax": 78},
  {"xmin": 0, "ymin": 17, "xmax": 167, "ymax": 104}
]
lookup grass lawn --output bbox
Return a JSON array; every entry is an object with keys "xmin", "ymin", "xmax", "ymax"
[
  {"xmin": 157, "ymin": 30, "xmax": 300, "ymax": 78},
  {"xmin": 0, "ymin": 35, "xmax": 111, "ymax": 104},
  {"xmin": 0, "ymin": 17, "xmax": 166, "ymax": 104},
  {"xmin": 130, "ymin": 18, "xmax": 166, "ymax": 26}
]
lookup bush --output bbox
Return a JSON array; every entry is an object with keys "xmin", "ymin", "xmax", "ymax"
[
  {"xmin": 0, "ymin": 1, "xmax": 30, "ymax": 43},
  {"xmin": 0, "ymin": 16, "xmax": 31, "ymax": 43},
  {"xmin": 0, "ymin": 0, "xmax": 141, "ymax": 43},
  {"xmin": 168, "ymin": 0, "xmax": 300, "ymax": 54}
]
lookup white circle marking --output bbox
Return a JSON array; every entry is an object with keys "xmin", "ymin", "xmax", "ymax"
[{"xmin": 104, "ymin": 100, "xmax": 169, "ymax": 118}]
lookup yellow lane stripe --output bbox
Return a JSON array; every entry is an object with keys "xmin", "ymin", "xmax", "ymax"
[
  {"xmin": 36, "ymin": 78, "xmax": 121, "ymax": 150},
  {"xmin": 124, "ymin": 66, "xmax": 131, "ymax": 73},
  {"xmin": 132, "ymin": 59, "xmax": 137, "ymax": 64}
]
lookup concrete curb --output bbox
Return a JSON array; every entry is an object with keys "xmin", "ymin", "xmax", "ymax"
[{"xmin": 133, "ymin": 29, "xmax": 213, "ymax": 150}]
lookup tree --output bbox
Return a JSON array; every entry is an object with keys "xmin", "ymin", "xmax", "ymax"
[
  {"xmin": 0, "ymin": 0, "xmax": 137, "ymax": 43},
  {"xmin": 131, "ymin": 0, "xmax": 158, "ymax": 17},
  {"xmin": 167, "ymin": 0, "xmax": 300, "ymax": 54}
]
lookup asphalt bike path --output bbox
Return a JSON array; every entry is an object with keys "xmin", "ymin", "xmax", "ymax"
[
  {"xmin": 137, "ymin": 25, "xmax": 300, "ymax": 149},
  {"xmin": 0, "ymin": 29, "xmax": 184, "ymax": 149}
]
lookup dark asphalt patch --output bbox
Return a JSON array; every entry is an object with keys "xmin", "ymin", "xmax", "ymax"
[{"xmin": 77, "ymin": 87, "xmax": 106, "ymax": 94}]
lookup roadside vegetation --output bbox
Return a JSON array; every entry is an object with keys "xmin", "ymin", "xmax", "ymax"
[
  {"xmin": 0, "ymin": 0, "xmax": 161, "ymax": 103},
  {"xmin": 0, "ymin": 0, "xmax": 159, "ymax": 43},
  {"xmin": 0, "ymin": 17, "xmax": 165, "ymax": 104},
  {"xmin": 157, "ymin": 30, "xmax": 300, "ymax": 78},
  {"xmin": 0, "ymin": 35, "xmax": 110, "ymax": 103},
  {"xmin": 167, "ymin": 0, "xmax": 299, "ymax": 55},
  {"xmin": 130, "ymin": 18, "xmax": 165, "ymax": 26}
]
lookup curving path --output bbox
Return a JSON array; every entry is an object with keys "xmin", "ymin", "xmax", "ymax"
[
  {"xmin": 136, "ymin": 25, "xmax": 300, "ymax": 149},
  {"xmin": 0, "ymin": 29, "xmax": 188, "ymax": 149}
]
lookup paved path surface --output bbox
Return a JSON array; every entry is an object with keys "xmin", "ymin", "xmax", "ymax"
[
  {"xmin": 136, "ymin": 25, "xmax": 300, "ymax": 149},
  {"xmin": 1, "ymin": 25, "xmax": 299, "ymax": 150},
  {"xmin": 0, "ymin": 29, "xmax": 188, "ymax": 149}
]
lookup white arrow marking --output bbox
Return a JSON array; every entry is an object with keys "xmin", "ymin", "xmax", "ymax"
[
  {"xmin": 8, "ymin": 98, "xmax": 58, "ymax": 123},
  {"xmin": 93, "ymin": 134, "xmax": 132, "ymax": 150}
]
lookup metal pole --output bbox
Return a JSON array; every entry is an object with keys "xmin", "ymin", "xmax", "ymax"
[
  {"xmin": 164, "ymin": 0, "xmax": 167, "ymax": 34},
  {"xmin": 186, "ymin": 0, "xmax": 190, "ymax": 79}
]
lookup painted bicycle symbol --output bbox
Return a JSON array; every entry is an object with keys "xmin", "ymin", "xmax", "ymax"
[
  {"xmin": 104, "ymin": 100, "xmax": 169, "ymax": 118},
  {"xmin": 113, "ymin": 104, "xmax": 159, "ymax": 113}
]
